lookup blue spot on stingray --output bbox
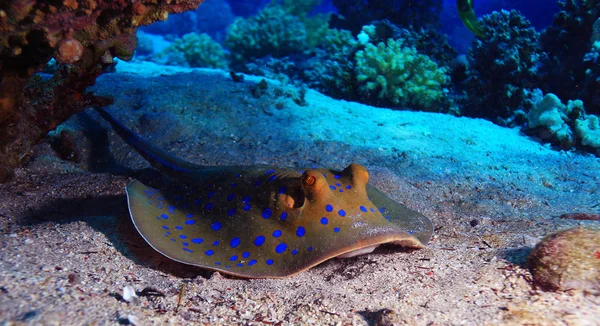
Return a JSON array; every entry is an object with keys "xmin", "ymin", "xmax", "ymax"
[
  {"xmin": 334, "ymin": 227, "xmax": 340, "ymax": 233},
  {"xmin": 213, "ymin": 240, "xmax": 220, "ymax": 246},
  {"xmin": 275, "ymin": 243, "xmax": 287, "ymax": 254},
  {"xmin": 242, "ymin": 196, "xmax": 251, "ymax": 203},
  {"xmin": 335, "ymin": 183, "xmax": 341, "ymax": 187},
  {"xmin": 379, "ymin": 207, "xmax": 387, "ymax": 212},
  {"xmin": 161, "ymin": 213, "xmax": 169, "ymax": 219},
  {"xmin": 236, "ymin": 173, "xmax": 242, "ymax": 178},
  {"xmin": 334, "ymin": 174, "xmax": 341, "ymax": 179},
  {"xmin": 325, "ymin": 204, "xmax": 333, "ymax": 212},
  {"xmin": 242, "ymin": 251, "xmax": 250, "ymax": 258},
  {"xmin": 266, "ymin": 259, "xmax": 274, "ymax": 265},
  {"xmin": 225, "ymin": 266, "xmax": 231, "ymax": 269},
  {"xmin": 338, "ymin": 210, "xmax": 346, "ymax": 217},
  {"xmin": 278, "ymin": 186, "xmax": 287, "ymax": 194},
  {"xmin": 292, "ymin": 249, "xmax": 299, "ymax": 255},
  {"xmin": 262, "ymin": 208, "xmax": 272, "ymax": 219},
  {"xmin": 230, "ymin": 182, "xmax": 237, "ymax": 188},
  {"xmin": 248, "ymin": 259, "xmax": 257, "ymax": 266},
  {"xmin": 215, "ymin": 262, "xmax": 221, "ymax": 265},
  {"xmin": 185, "ymin": 220, "xmax": 196, "ymax": 225},
  {"xmin": 205, "ymin": 250, "xmax": 214, "ymax": 256},
  {"xmin": 175, "ymin": 226, "xmax": 183, "ymax": 230},
  {"xmin": 230, "ymin": 237, "xmax": 240, "ymax": 248},
  {"xmin": 194, "ymin": 198, "xmax": 202, "ymax": 205},
  {"xmin": 280, "ymin": 212, "xmax": 288, "ymax": 221},
  {"xmin": 228, "ymin": 208, "xmax": 236, "ymax": 216},
  {"xmin": 182, "ymin": 242, "xmax": 189, "ymax": 246},
  {"xmin": 409, "ymin": 230, "xmax": 414, "ymax": 234},
  {"xmin": 320, "ymin": 217, "xmax": 328, "ymax": 225},
  {"xmin": 227, "ymin": 193, "xmax": 235, "ymax": 201},
  {"xmin": 211, "ymin": 222, "xmax": 222, "ymax": 231},
  {"xmin": 207, "ymin": 191, "xmax": 216, "ymax": 198},
  {"xmin": 186, "ymin": 213, "xmax": 193, "ymax": 218},
  {"xmin": 191, "ymin": 238, "xmax": 203, "ymax": 244},
  {"xmin": 339, "ymin": 189, "xmax": 344, "ymax": 192},
  {"xmin": 229, "ymin": 255, "xmax": 238, "ymax": 261},
  {"xmin": 171, "ymin": 238, "xmax": 176, "ymax": 242},
  {"xmin": 183, "ymin": 248, "xmax": 193, "ymax": 253},
  {"xmin": 296, "ymin": 226, "xmax": 306, "ymax": 237},
  {"xmin": 308, "ymin": 246, "xmax": 313, "ymax": 251},
  {"xmin": 329, "ymin": 185, "xmax": 336, "ymax": 190},
  {"xmin": 236, "ymin": 263, "xmax": 243, "ymax": 267},
  {"xmin": 244, "ymin": 204, "xmax": 252, "ymax": 211},
  {"xmin": 254, "ymin": 180, "xmax": 262, "ymax": 187},
  {"xmin": 360, "ymin": 206, "xmax": 367, "ymax": 212},
  {"xmin": 254, "ymin": 235, "xmax": 265, "ymax": 246},
  {"xmin": 180, "ymin": 235, "xmax": 188, "ymax": 239},
  {"xmin": 205, "ymin": 202, "xmax": 214, "ymax": 210},
  {"xmin": 264, "ymin": 169, "xmax": 275, "ymax": 174},
  {"xmin": 370, "ymin": 208, "xmax": 376, "ymax": 212},
  {"xmin": 268, "ymin": 174, "xmax": 277, "ymax": 182},
  {"xmin": 167, "ymin": 206, "xmax": 176, "ymax": 213},
  {"xmin": 346, "ymin": 185, "xmax": 352, "ymax": 189},
  {"xmin": 162, "ymin": 225, "xmax": 169, "ymax": 230},
  {"xmin": 272, "ymin": 230, "xmax": 282, "ymax": 238},
  {"xmin": 322, "ymin": 173, "xmax": 327, "ymax": 177}
]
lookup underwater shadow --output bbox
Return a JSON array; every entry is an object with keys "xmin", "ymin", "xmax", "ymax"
[
  {"xmin": 500, "ymin": 247, "xmax": 533, "ymax": 269},
  {"xmin": 19, "ymin": 169, "xmax": 215, "ymax": 280}
]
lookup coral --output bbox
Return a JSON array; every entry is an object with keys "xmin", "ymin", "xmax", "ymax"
[
  {"xmin": 526, "ymin": 92, "xmax": 600, "ymax": 155},
  {"xmin": 278, "ymin": 0, "xmax": 330, "ymax": 48},
  {"xmin": 303, "ymin": 28, "xmax": 360, "ymax": 99},
  {"xmin": 541, "ymin": 0, "xmax": 600, "ymax": 115},
  {"xmin": 224, "ymin": 3, "xmax": 307, "ymax": 69},
  {"xmin": 0, "ymin": 0, "xmax": 205, "ymax": 181},
  {"xmin": 354, "ymin": 38, "xmax": 449, "ymax": 111},
  {"xmin": 528, "ymin": 227, "xmax": 600, "ymax": 294},
  {"xmin": 526, "ymin": 93, "xmax": 575, "ymax": 148},
  {"xmin": 142, "ymin": 0, "xmax": 234, "ymax": 42},
  {"xmin": 155, "ymin": 32, "xmax": 227, "ymax": 69},
  {"xmin": 330, "ymin": 0, "xmax": 443, "ymax": 35},
  {"xmin": 465, "ymin": 10, "xmax": 548, "ymax": 121}
]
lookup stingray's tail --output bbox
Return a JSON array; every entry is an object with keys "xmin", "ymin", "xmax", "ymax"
[{"xmin": 95, "ymin": 107, "xmax": 202, "ymax": 174}]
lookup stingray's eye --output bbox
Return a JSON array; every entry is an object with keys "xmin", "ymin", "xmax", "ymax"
[{"xmin": 303, "ymin": 175, "xmax": 316, "ymax": 186}]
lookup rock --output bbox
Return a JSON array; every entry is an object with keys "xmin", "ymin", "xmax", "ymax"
[{"xmin": 528, "ymin": 227, "xmax": 600, "ymax": 293}]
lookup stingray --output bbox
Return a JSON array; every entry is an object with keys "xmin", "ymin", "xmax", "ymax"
[{"xmin": 96, "ymin": 107, "xmax": 433, "ymax": 278}]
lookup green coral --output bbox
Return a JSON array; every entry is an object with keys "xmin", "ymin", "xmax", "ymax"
[
  {"xmin": 224, "ymin": 4, "xmax": 307, "ymax": 68},
  {"xmin": 278, "ymin": 0, "xmax": 330, "ymax": 48},
  {"xmin": 355, "ymin": 38, "xmax": 449, "ymax": 111},
  {"xmin": 156, "ymin": 33, "xmax": 228, "ymax": 69}
]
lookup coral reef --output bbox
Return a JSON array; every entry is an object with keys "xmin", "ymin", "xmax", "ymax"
[
  {"xmin": 330, "ymin": 0, "xmax": 443, "ymax": 35},
  {"xmin": 528, "ymin": 227, "xmax": 600, "ymax": 294},
  {"xmin": 355, "ymin": 37, "xmax": 449, "ymax": 111},
  {"xmin": 224, "ymin": 3, "xmax": 307, "ymax": 70},
  {"xmin": 0, "ymin": 0, "xmax": 205, "ymax": 181},
  {"xmin": 541, "ymin": 0, "xmax": 600, "ymax": 115},
  {"xmin": 525, "ymin": 92, "xmax": 600, "ymax": 155},
  {"xmin": 142, "ymin": 0, "xmax": 234, "ymax": 42},
  {"xmin": 154, "ymin": 32, "xmax": 227, "ymax": 69},
  {"xmin": 464, "ymin": 10, "xmax": 548, "ymax": 122}
]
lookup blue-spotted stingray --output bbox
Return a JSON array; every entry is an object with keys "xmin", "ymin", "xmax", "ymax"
[{"xmin": 96, "ymin": 107, "xmax": 433, "ymax": 278}]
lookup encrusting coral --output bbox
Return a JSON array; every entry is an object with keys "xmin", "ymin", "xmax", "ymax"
[{"xmin": 0, "ymin": 0, "xmax": 205, "ymax": 181}]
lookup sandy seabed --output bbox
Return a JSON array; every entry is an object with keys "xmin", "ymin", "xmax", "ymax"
[{"xmin": 1, "ymin": 62, "xmax": 599, "ymax": 325}]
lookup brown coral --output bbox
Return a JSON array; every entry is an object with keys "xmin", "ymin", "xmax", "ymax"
[{"xmin": 0, "ymin": 0, "xmax": 206, "ymax": 181}]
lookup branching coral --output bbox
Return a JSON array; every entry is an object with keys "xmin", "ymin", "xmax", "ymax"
[
  {"xmin": 355, "ymin": 38, "xmax": 449, "ymax": 111},
  {"xmin": 0, "ymin": 0, "xmax": 205, "ymax": 181},
  {"xmin": 541, "ymin": 0, "xmax": 600, "ymax": 115},
  {"xmin": 155, "ymin": 32, "xmax": 227, "ymax": 69},
  {"xmin": 465, "ymin": 10, "xmax": 548, "ymax": 122},
  {"xmin": 224, "ymin": 3, "xmax": 307, "ymax": 69}
]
